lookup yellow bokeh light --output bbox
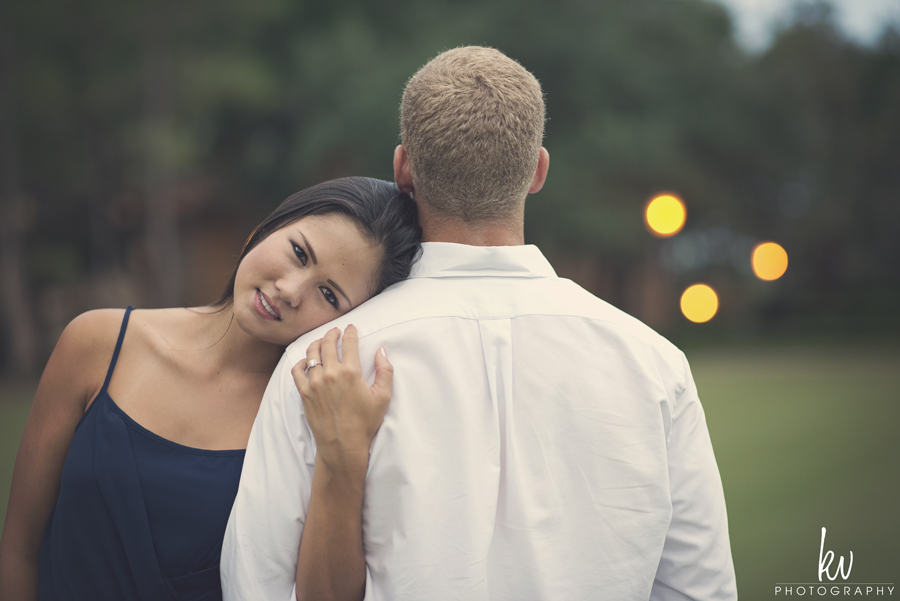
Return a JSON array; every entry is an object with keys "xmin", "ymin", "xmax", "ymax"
[
  {"xmin": 680, "ymin": 284, "xmax": 719, "ymax": 323},
  {"xmin": 752, "ymin": 242, "xmax": 788, "ymax": 281},
  {"xmin": 645, "ymin": 194, "xmax": 686, "ymax": 237}
]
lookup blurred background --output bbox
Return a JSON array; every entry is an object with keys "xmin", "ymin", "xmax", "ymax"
[{"xmin": 1, "ymin": 0, "xmax": 898, "ymax": 596}]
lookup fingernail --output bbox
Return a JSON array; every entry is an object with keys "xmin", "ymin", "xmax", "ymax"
[{"xmin": 379, "ymin": 347, "xmax": 387, "ymax": 358}]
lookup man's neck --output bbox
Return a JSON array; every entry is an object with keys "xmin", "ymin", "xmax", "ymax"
[
  {"xmin": 422, "ymin": 224, "xmax": 524, "ymax": 246},
  {"xmin": 418, "ymin": 205, "xmax": 525, "ymax": 246}
]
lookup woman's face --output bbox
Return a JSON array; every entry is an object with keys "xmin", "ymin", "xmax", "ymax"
[{"xmin": 233, "ymin": 214, "xmax": 381, "ymax": 346}]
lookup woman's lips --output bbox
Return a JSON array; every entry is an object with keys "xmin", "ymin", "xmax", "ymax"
[{"xmin": 254, "ymin": 289, "xmax": 281, "ymax": 320}]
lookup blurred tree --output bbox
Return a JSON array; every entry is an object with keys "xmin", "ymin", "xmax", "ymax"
[
  {"xmin": 747, "ymin": 3, "xmax": 900, "ymax": 331},
  {"xmin": 0, "ymin": 0, "xmax": 38, "ymax": 376},
  {"xmin": 4, "ymin": 0, "xmax": 900, "ymax": 373},
  {"xmin": 142, "ymin": 2, "xmax": 183, "ymax": 306}
]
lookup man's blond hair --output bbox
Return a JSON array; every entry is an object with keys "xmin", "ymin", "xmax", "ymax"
[{"xmin": 400, "ymin": 46, "xmax": 545, "ymax": 222}]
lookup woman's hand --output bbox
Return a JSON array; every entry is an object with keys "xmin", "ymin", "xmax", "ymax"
[
  {"xmin": 291, "ymin": 325, "xmax": 391, "ymax": 601},
  {"xmin": 291, "ymin": 325, "xmax": 392, "ymax": 477}
]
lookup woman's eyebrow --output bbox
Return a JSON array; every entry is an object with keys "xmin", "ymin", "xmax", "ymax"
[
  {"xmin": 328, "ymin": 279, "xmax": 353, "ymax": 308},
  {"xmin": 299, "ymin": 232, "xmax": 318, "ymax": 265}
]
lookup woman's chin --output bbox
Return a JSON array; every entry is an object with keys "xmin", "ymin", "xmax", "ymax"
[{"xmin": 235, "ymin": 312, "xmax": 296, "ymax": 347}]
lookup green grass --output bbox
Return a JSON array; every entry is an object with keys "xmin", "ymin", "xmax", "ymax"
[
  {"xmin": 1, "ymin": 347, "xmax": 898, "ymax": 598},
  {"xmin": 692, "ymin": 346, "xmax": 900, "ymax": 599}
]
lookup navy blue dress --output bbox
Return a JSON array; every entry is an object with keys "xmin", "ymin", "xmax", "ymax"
[{"xmin": 39, "ymin": 307, "xmax": 246, "ymax": 601}]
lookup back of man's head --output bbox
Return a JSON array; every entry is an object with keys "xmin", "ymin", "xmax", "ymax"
[{"xmin": 400, "ymin": 46, "xmax": 545, "ymax": 223}]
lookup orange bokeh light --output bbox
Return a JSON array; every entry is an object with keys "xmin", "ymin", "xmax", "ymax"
[
  {"xmin": 645, "ymin": 194, "xmax": 686, "ymax": 238},
  {"xmin": 752, "ymin": 242, "xmax": 788, "ymax": 281},
  {"xmin": 680, "ymin": 284, "xmax": 719, "ymax": 323}
]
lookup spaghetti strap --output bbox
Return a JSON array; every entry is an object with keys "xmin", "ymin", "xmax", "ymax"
[{"xmin": 100, "ymin": 306, "xmax": 133, "ymax": 394}]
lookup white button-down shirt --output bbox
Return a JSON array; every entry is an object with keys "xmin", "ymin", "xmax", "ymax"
[{"xmin": 222, "ymin": 242, "xmax": 736, "ymax": 601}]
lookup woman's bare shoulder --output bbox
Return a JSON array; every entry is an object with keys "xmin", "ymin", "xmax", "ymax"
[
  {"xmin": 55, "ymin": 307, "xmax": 206, "ymax": 373},
  {"xmin": 53, "ymin": 308, "xmax": 196, "ymax": 404},
  {"xmin": 122, "ymin": 307, "xmax": 200, "ymax": 349},
  {"xmin": 56, "ymin": 309, "xmax": 129, "ymax": 361},
  {"xmin": 35, "ymin": 309, "xmax": 130, "ymax": 412}
]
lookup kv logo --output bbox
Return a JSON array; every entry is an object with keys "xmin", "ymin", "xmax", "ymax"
[{"xmin": 819, "ymin": 527, "xmax": 853, "ymax": 582}]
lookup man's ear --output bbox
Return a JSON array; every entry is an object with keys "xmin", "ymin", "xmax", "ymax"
[
  {"xmin": 528, "ymin": 147, "xmax": 550, "ymax": 194},
  {"xmin": 393, "ymin": 145, "xmax": 415, "ymax": 194}
]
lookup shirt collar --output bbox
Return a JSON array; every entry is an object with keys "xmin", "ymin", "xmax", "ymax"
[{"xmin": 408, "ymin": 242, "xmax": 557, "ymax": 279}]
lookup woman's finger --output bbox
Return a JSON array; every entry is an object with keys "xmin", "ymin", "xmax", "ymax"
[
  {"xmin": 291, "ymin": 358, "xmax": 310, "ymax": 394},
  {"xmin": 306, "ymin": 338, "xmax": 323, "ymax": 361},
  {"xmin": 341, "ymin": 325, "xmax": 361, "ymax": 371},
  {"xmin": 320, "ymin": 327, "xmax": 341, "ymax": 368},
  {"xmin": 305, "ymin": 339, "xmax": 324, "ymax": 378},
  {"xmin": 370, "ymin": 346, "xmax": 393, "ymax": 404}
]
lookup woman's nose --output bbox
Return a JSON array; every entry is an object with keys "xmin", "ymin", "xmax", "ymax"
[{"xmin": 275, "ymin": 274, "xmax": 306, "ymax": 308}]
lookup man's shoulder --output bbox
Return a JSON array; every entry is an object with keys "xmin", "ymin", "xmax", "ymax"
[
  {"xmin": 283, "ymin": 277, "xmax": 432, "ymax": 362},
  {"xmin": 285, "ymin": 272, "xmax": 681, "ymax": 363},
  {"xmin": 520, "ymin": 276, "xmax": 681, "ymax": 352}
]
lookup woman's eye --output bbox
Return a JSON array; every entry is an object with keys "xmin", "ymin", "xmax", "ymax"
[
  {"xmin": 320, "ymin": 287, "xmax": 339, "ymax": 310},
  {"xmin": 292, "ymin": 242, "xmax": 308, "ymax": 266}
]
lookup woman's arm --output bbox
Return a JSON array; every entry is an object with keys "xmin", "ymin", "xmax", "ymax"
[
  {"xmin": 290, "ymin": 325, "xmax": 392, "ymax": 601},
  {"xmin": 0, "ymin": 311, "xmax": 120, "ymax": 600}
]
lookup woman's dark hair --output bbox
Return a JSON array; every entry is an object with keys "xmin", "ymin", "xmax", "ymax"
[{"xmin": 214, "ymin": 177, "xmax": 422, "ymax": 307}]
